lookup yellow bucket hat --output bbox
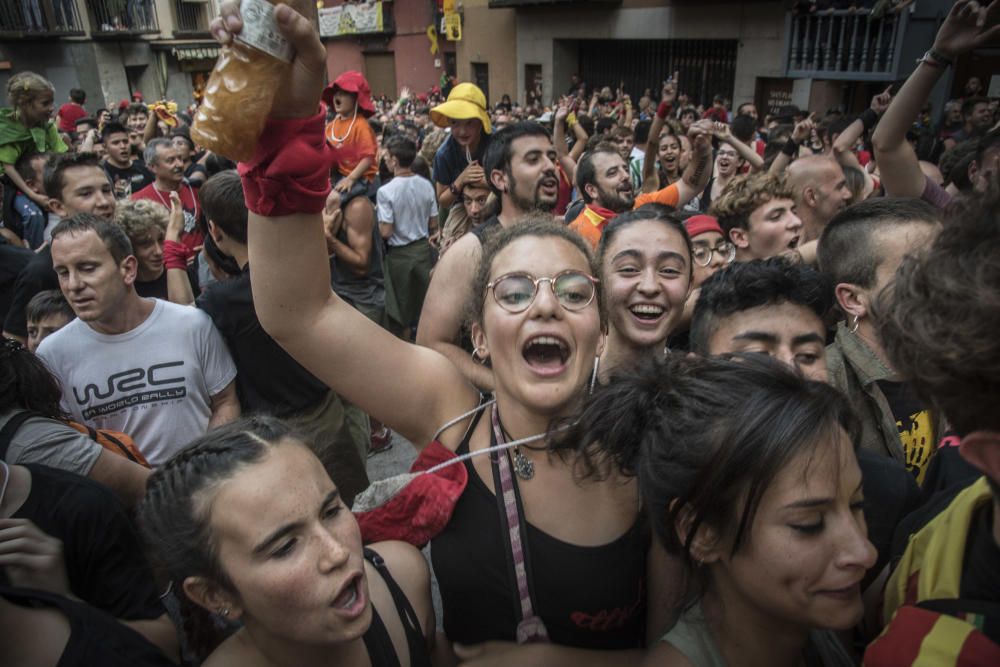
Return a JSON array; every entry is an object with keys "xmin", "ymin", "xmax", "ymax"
[{"xmin": 430, "ymin": 83, "xmax": 492, "ymax": 134}]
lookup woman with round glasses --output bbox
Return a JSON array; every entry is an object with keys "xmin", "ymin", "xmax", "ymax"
[
  {"xmin": 597, "ymin": 204, "xmax": 693, "ymax": 373},
  {"xmin": 251, "ymin": 193, "xmax": 653, "ymax": 660},
  {"xmin": 667, "ymin": 214, "xmax": 736, "ymax": 351},
  {"xmin": 216, "ymin": 5, "xmax": 659, "ymax": 662}
]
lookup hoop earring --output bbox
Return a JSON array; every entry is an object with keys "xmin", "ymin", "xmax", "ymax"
[
  {"xmin": 849, "ymin": 315, "xmax": 860, "ymax": 334},
  {"xmin": 472, "ymin": 348, "xmax": 489, "ymax": 365},
  {"xmin": 589, "ymin": 356, "xmax": 600, "ymax": 394},
  {"xmin": 219, "ymin": 607, "xmax": 230, "ymax": 617}
]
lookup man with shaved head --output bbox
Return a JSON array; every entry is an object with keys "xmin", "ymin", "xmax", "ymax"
[{"xmin": 785, "ymin": 155, "xmax": 851, "ymax": 242}]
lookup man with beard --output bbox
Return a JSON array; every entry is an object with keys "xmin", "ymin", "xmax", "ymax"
[
  {"xmin": 785, "ymin": 155, "xmax": 851, "ymax": 242},
  {"xmin": 131, "ymin": 138, "xmax": 204, "ymax": 254},
  {"xmin": 417, "ymin": 121, "xmax": 558, "ymax": 391},
  {"xmin": 101, "ymin": 122, "xmax": 153, "ymax": 200},
  {"xmin": 569, "ymin": 120, "xmax": 713, "ymax": 249}
]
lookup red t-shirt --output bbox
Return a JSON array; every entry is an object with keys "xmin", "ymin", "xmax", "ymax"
[
  {"xmin": 57, "ymin": 103, "xmax": 87, "ymax": 133},
  {"xmin": 132, "ymin": 182, "xmax": 204, "ymax": 253}
]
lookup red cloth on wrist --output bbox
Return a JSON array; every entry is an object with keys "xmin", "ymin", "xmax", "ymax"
[
  {"xmin": 656, "ymin": 101, "xmax": 673, "ymax": 119},
  {"xmin": 163, "ymin": 240, "xmax": 192, "ymax": 270},
  {"xmin": 238, "ymin": 108, "xmax": 334, "ymax": 217}
]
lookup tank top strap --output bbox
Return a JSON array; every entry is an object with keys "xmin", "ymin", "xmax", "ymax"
[
  {"xmin": 364, "ymin": 548, "xmax": 432, "ymax": 667},
  {"xmin": 432, "ymin": 394, "xmax": 494, "ymax": 449}
]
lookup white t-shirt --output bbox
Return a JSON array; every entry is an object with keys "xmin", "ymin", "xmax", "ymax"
[
  {"xmin": 376, "ymin": 174, "xmax": 438, "ymax": 247},
  {"xmin": 37, "ymin": 299, "xmax": 237, "ymax": 466}
]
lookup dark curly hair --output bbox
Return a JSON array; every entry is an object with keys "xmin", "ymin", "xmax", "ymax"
[
  {"xmin": 877, "ymin": 190, "xmax": 1000, "ymax": 436},
  {"xmin": 689, "ymin": 257, "xmax": 833, "ymax": 355},
  {"xmin": 561, "ymin": 353, "xmax": 859, "ymax": 610},
  {"xmin": 0, "ymin": 338, "xmax": 68, "ymax": 418}
]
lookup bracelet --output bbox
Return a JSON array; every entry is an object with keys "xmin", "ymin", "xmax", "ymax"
[
  {"xmin": 781, "ymin": 138, "xmax": 799, "ymax": 157},
  {"xmin": 656, "ymin": 101, "xmax": 673, "ymax": 120},
  {"xmin": 238, "ymin": 108, "xmax": 333, "ymax": 217},
  {"xmin": 859, "ymin": 108, "xmax": 880, "ymax": 132},
  {"xmin": 916, "ymin": 48, "xmax": 953, "ymax": 69},
  {"xmin": 449, "ymin": 182, "xmax": 463, "ymax": 197},
  {"xmin": 163, "ymin": 240, "xmax": 193, "ymax": 270}
]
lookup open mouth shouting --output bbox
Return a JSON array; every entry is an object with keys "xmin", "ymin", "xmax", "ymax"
[
  {"xmin": 538, "ymin": 174, "xmax": 559, "ymax": 198},
  {"xmin": 330, "ymin": 571, "xmax": 367, "ymax": 620},
  {"xmin": 522, "ymin": 334, "xmax": 570, "ymax": 377},
  {"xmin": 787, "ymin": 235, "xmax": 800, "ymax": 250}
]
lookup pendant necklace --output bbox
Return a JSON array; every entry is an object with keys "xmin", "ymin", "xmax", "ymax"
[{"xmin": 490, "ymin": 404, "xmax": 546, "ymax": 481}]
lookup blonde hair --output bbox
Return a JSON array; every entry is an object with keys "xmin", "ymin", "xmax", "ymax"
[
  {"xmin": 114, "ymin": 199, "xmax": 168, "ymax": 243},
  {"xmin": 7, "ymin": 72, "xmax": 55, "ymax": 110},
  {"xmin": 709, "ymin": 172, "xmax": 795, "ymax": 234}
]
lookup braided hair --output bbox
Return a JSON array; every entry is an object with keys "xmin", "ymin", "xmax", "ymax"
[{"xmin": 137, "ymin": 416, "xmax": 298, "ymax": 658}]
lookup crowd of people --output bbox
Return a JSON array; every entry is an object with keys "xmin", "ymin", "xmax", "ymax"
[{"xmin": 0, "ymin": 0, "xmax": 998, "ymax": 665}]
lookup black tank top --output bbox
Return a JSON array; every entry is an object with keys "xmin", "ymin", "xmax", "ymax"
[
  {"xmin": 430, "ymin": 418, "xmax": 648, "ymax": 649},
  {"xmin": 362, "ymin": 548, "xmax": 432, "ymax": 667},
  {"xmin": 0, "ymin": 586, "xmax": 176, "ymax": 667}
]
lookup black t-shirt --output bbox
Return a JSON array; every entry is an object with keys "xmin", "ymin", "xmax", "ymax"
[
  {"xmin": 3, "ymin": 244, "xmax": 57, "ymax": 337},
  {"xmin": 135, "ymin": 271, "xmax": 168, "ymax": 299},
  {"xmin": 877, "ymin": 379, "xmax": 935, "ymax": 483},
  {"xmin": 855, "ymin": 449, "xmax": 921, "ymax": 590},
  {"xmin": 960, "ymin": 502, "xmax": 1000, "ymax": 603},
  {"xmin": 0, "ymin": 586, "xmax": 174, "ymax": 667},
  {"xmin": 0, "ymin": 240, "xmax": 33, "ymax": 325},
  {"xmin": 104, "ymin": 160, "xmax": 154, "ymax": 200},
  {"xmin": 4, "ymin": 464, "xmax": 164, "ymax": 620},
  {"xmin": 196, "ymin": 266, "xmax": 330, "ymax": 416}
]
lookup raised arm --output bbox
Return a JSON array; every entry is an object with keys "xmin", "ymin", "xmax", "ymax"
[
  {"xmin": 675, "ymin": 120, "xmax": 714, "ymax": 206},
  {"xmin": 873, "ymin": 0, "xmax": 999, "ymax": 196},
  {"xmin": 714, "ymin": 122, "xmax": 764, "ymax": 172},
  {"xmin": 553, "ymin": 101, "xmax": 578, "ymax": 181},
  {"xmin": 164, "ymin": 191, "xmax": 196, "ymax": 305},
  {"xmin": 769, "ymin": 115, "xmax": 814, "ymax": 176},
  {"xmin": 641, "ymin": 80, "xmax": 675, "ymax": 194},
  {"xmin": 212, "ymin": 1, "xmax": 475, "ymax": 448}
]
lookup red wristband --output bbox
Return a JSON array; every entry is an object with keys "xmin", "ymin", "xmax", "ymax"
[
  {"xmin": 238, "ymin": 107, "xmax": 333, "ymax": 217},
  {"xmin": 656, "ymin": 101, "xmax": 672, "ymax": 119},
  {"xmin": 163, "ymin": 240, "xmax": 193, "ymax": 270}
]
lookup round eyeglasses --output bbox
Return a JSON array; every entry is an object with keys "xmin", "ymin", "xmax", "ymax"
[
  {"xmin": 486, "ymin": 270, "xmax": 600, "ymax": 314},
  {"xmin": 691, "ymin": 241, "xmax": 736, "ymax": 267}
]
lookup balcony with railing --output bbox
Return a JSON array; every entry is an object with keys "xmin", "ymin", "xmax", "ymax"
[
  {"xmin": 0, "ymin": 0, "xmax": 86, "ymax": 39},
  {"xmin": 173, "ymin": 0, "xmax": 211, "ymax": 37},
  {"xmin": 87, "ymin": 0, "xmax": 160, "ymax": 37},
  {"xmin": 785, "ymin": 7, "xmax": 909, "ymax": 80}
]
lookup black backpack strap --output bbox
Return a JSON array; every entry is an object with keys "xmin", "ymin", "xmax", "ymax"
[
  {"xmin": 0, "ymin": 411, "xmax": 38, "ymax": 461},
  {"xmin": 87, "ymin": 425, "xmax": 141, "ymax": 464}
]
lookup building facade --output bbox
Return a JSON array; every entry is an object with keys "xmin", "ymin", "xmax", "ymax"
[{"xmin": 1, "ymin": 0, "xmax": 221, "ymax": 113}]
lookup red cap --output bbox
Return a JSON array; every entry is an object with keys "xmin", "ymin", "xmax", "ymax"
[
  {"xmin": 118, "ymin": 99, "xmax": 130, "ymax": 110},
  {"xmin": 684, "ymin": 214, "xmax": 724, "ymax": 239},
  {"xmin": 132, "ymin": 91, "xmax": 143, "ymax": 101},
  {"xmin": 322, "ymin": 71, "xmax": 375, "ymax": 118}
]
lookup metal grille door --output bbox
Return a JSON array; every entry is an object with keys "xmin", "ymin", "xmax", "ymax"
[{"xmin": 578, "ymin": 39, "xmax": 738, "ymax": 108}]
